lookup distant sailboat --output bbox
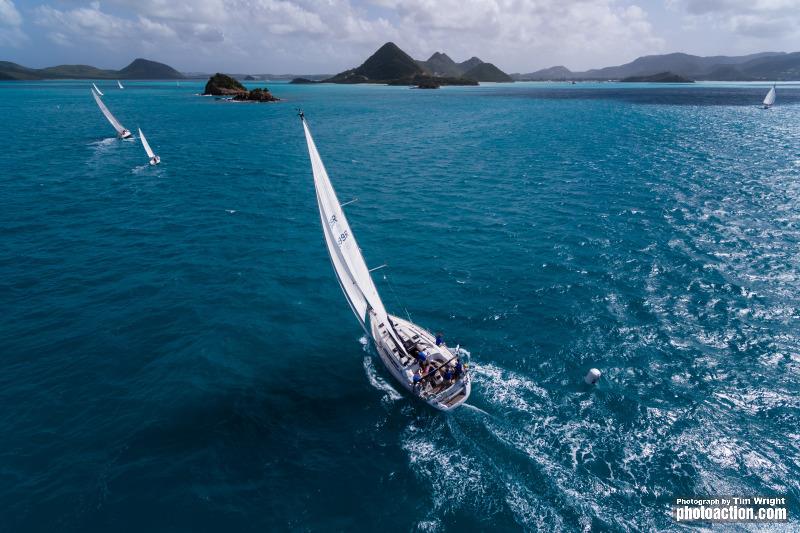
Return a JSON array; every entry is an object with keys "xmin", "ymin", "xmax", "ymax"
[
  {"xmin": 298, "ymin": 112, "xmax": 471, "ymax": 411},
  {"xmin": 117, "ymin": 80, "xmax": 124, "ymax": 89},
  {"xmin": 138, "ymin": 128, "xmax": 160, "ymax": 165},
  {"xmin": 762, "ymin": 85, "xmax": 776, "ymax": 109},
  {"xmin": 91, "ymin": 88, "xmax": 131, "ymax": 139},
  {"xmin": 92, "ymin": 83, "xmax": 104, "ymax": 96}
]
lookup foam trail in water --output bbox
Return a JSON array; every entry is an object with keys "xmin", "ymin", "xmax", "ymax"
[{"xmin": 360, "ymin": 336, "xmax": 403, "ymax": 403}]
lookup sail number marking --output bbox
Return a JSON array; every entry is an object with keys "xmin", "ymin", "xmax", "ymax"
[{"xmin": 329, "ymin": 215, "xmax": 348, "ymax": 246}]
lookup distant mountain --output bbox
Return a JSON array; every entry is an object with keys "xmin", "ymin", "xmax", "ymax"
[
  {"xmin": 458, "ymin": 57, "xmax": 484, "ymax": 72},
  {"xmin": 325, "ymin": 42, "xmax": 423, "ymax": 83},
  {"xmin": 733, "ymin": 52, "xmax": 800, "ymax": 80},
  {"xmin": 40, "ymin": 64, "xmax": 117, "ymax": 79},
  {"xmin": 621, "ymin": 71, "xmax": 694, "ymax": 83},
  {"xmin": 0, "ymin": 61, "xmax": 43, "ymax": 80},
  {"xmin": 514, "ymin": 51, "xmax": 800, "ymax": 81},
  {"xmin": 417, "ymin": 52, "xmax": 463, "ymax": 77},
  {"xmin": 514, "ymin": 65, "xmax": 573, "ymax": 80},
  {"xmin": 0, "ymin": 58, "xmax": 184, "ymax": 80},
  {"xmin": 117, "ymin": 58, "xmax": 183, "ymax": 79},
  {"xmin": 325, "ymin": 42, "xmax": 510, "ymax": 85},
  {"xmin": 463, "ymin": 62, "xmax": 513, "ymax": 82}
]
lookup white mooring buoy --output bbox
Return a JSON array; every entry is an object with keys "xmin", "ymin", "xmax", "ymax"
[{"xmin": 584, "ymin": 368, "xmax": 602, "ymax": 385}]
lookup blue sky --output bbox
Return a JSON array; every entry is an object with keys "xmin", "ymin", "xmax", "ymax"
[{"xmin": 1, "ymin": 0, "xmax": 798, "ymax": 73}]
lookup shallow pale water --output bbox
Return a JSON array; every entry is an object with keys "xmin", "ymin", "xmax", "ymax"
[{"xmin": 1, "ymin": 80, "xmax": 799, "ymax": 531}]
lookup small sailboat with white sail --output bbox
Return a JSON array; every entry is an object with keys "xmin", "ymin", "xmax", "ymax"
[
  {"xmin": 117, "ymin": 80, "xmax": 125, "ymax": 89},
  {"xmin": 92, "ymin": 83, "xmax": 104, "ymax": 96},
  {"xmin": 298, "ymin": 112, "xmax": 471, "ymax": 411},
  {"xmin": 762, "ymin": 85, "xmax": 776, "ymax": 109},
  {"xmin": 91, "ymin": 88, "xmax": 131, "ymax": 139},
  {"xmin": 138, "ymin": 128, "xmax": 160, "ymax": 165}
]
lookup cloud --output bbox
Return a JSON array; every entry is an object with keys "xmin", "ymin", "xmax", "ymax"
[
  {"xmin": 27, "ymin": 0, "xmax": 663, "ymax": 72},
  {"xmin": 376, "ymin": 0, "xmax": 664, "ymax": 71},
  {"xmin": 0, "ymin": 0, "xmax": 27, "ymax": 47},
  {"xmin": 675, "ymin": 0, "xmax": 800, "ymax": 39}
]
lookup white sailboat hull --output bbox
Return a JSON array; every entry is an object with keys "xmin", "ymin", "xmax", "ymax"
[{"xmin": 370, "ymin": 314, "xmax": 471, "ymax": 411}]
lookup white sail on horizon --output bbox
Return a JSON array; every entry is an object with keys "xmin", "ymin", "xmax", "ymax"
[
  {"xmin": 92, "ymin": 83, "xmax": 104, "ymax": 96},
  {"xmin": 763, "ymin": 85, "xmax": 776, "ymax": 107},
  {"xmin": 91, "ymin": 88, "xmax": 127, "ymax": 136},
  {"xmin": 300, "ymin": 118, "xmax": 389, "ymax": 331},
  {"xmin": 117, "ymin": 80, "xmax": 124, "ymax": 89},
  {"xmin": 138, "ymin": 128, "xmax": 155, "ymax": 158}
]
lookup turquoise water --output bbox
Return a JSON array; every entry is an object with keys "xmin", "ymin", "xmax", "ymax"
[{"xmin": 1, "ymin": 80, "xmax": 799, "ymax": 531}]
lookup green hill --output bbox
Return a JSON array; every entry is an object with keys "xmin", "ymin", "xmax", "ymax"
[
  {"xmin": 620, "ymin": 71, "xmax": 694, "ymax": 83},
  {"xmin": 325, "ymin": 42, "xmax": 423, "ymax": 83},
  {"xmin": 40, "ymin": 64, "xmax": 117, "ymax": 79},
  {"xmin": 417, "ymin": 52, "xmax": 463, "ymax": 77},
  {"xmin": 0, "ymin": 58, "xmax": 184, "ymax": 80},
  {"xmin": 463, "ymin": 62, "xmax": 513, "ymax": 82},
  {"xmin": 117, "ymin": 58, "xmax": 183, "ymax": 79}
]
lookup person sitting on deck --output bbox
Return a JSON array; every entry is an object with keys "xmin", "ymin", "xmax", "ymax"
[
  {"xmin": 435, "ymin": 333, "xmax": 444, "ymax": 346},
  {"xmin": 415, "ymin": 348, "xmax": 428, "ymax": 363}
]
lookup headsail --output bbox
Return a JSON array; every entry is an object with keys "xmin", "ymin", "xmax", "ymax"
[
  {"xmin": 91, "ymin": 88, "xmax": 127, "ymax": 135},
  {"xmin": 763, "ymin": 85, "xmax": 776, "ymax": 107},
  {"xmin": 117, "ymin": 80, "xmax": 124, "ymax": 89},
  {"xmin": 300, "ymin": 116, "xmax": 389, "ymax": 331},
  {"xmin": 92, "ymin": 83, "xmax": 104, "ymax": 96},
  {"xmin": 138, "ymin": 128, "xmax": 155, "ymax": 158}
]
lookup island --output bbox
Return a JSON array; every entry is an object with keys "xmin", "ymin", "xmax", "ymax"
[
  {"xmin": 289, "ymin": 77, "xmax": 319, "ymax": 84},
  {"xmin": 0, "ymin": 57, "xmax": 184, "ymax": 80},
  {"xmin": 620, "ymin": 71, "xmax": 694, "ymax": 83},
  {"xmin": 202, "ymin": 73, "xmax": 279, "ymax": 102},
  {"xmin": 322, "ymin": 43, "xmax": 499, "ymax": 86}
]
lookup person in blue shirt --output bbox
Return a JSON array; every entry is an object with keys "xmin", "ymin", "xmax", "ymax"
[
  {"xmin": 444, "ymin": 367, "xmax": 454, "ymax": 383},
  {"xmin": 416, "ymin": 348, "xmax": 428, "ymax": 363},
  {"xmin": 435, "ymin": 333, "xmax": 444, "ymax": 346},
  {"xmin": 454, "ymin": 359, "xmax": 464, "ymax": 378},
  {"xmin": 412, "ymin": 368, "xmax": 423, "ymax": 390}
]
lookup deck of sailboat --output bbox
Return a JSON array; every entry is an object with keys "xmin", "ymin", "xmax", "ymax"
[{"xmin": 371, "ymin": 314, "xmax": 470, "ymax": 410}]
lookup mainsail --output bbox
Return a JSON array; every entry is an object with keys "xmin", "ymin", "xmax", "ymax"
[
  {"xmin": 92, "ymin": 83, "xmax": 104, "ymax": 96},
  {"xmin": 138, "ymin": 128, "xmax": 155, "ymax": 158},
  {"xmin": 117, "ymin": 80, "xmax": 124, "ymax": 89},
  {"xmin": 300, "ymin": 117, "xmax": 389, "ymax": 331},
  {"xmin": 91, "ymin": 88, "xmax": 127, "ymax": 135},
  {"xmin": 763, "ymin": 85, "xmax": 776, "ymax": 107}
]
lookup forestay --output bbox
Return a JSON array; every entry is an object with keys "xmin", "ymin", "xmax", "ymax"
[
  {"xmin": 91, "ymin": 89, "xmax": 126, "ymax": 135},
  {"xmin": 138, "ymin": 128, "xmax": 155, "ymax": 158},
  {"xmin": 300, "ymin": 118, "xmax": 389, "ymax": 331}
]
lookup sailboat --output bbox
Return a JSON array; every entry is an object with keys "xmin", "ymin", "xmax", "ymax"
[
  {"xmin": 91, "ymin": 88, "xmax": 131, "ymax": 139},
  {"xmin": 299, "ymin": 113, "xmax": 471, "ymax": 411},
  {"xmin": 117, "ymin": 80, "xmax": 125, "ymax": 89},
  {"xmin": 762, "ymin": 85, "xmax": 776, "ymax": 109},
  {"xmin": 92, "ymin": 83, "xmax": 104, "ymax": 96},
  {"xmin": 138, "ymin": 128, "xmax": 160, "ymax": 165}
]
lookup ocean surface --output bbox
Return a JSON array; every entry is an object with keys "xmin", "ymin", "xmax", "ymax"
[{"xmin": 1, "ymin": 79, "xmax": 799, "ymax": 532}]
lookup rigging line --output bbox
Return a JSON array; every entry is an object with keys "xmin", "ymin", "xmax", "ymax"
[{"xmin": 383, "ymin": 271, "xmax": 412, "ymax": 322}]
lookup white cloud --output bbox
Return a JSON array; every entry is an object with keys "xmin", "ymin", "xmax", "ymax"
[
  {"xmin": 377, "ymin": 0, "xmax": 664, "ymax": 71},
  {"xmin": 27, "ymin": 0, "xmax": 664, "ymax": 72},
  {"xmin": 0, "ymin": 0, "xmax": 27, "ymax": 48},
  {"xmin": 676, "ymin": 0, "xmax": 800, "ymax": 39}
]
